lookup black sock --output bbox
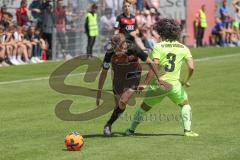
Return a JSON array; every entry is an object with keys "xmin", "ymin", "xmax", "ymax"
[
  {"xmin": 106, "ymin": 107, "xmax": 125, "ymax": 126},
  {"xmin": 0, "ymin": 57, "xmax": 3, "ymax": 63}
]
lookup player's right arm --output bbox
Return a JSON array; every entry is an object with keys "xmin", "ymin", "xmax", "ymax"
[
  {"xmin": 96, "ymin": 52, "xmax": 113, "ymax": 106},
  {"xmin": 182, "ymin": 51, "xmax": 194, "ymax": 87},
  {"xmin": 133, "ymin": 46, "xmax": 172, "ymax": 92}
]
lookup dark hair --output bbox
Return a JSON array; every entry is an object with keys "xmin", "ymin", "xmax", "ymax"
[
  {"xmin": 111, "ymin": 33, "xmax": 126, "ymax": 47},
  {"xmin": 154, "ymin": 18, "xmax": 181, "ymax": 41},
  {"xmin": 91, "ymin": 3, "xmax": 98, "ymax": 10}
]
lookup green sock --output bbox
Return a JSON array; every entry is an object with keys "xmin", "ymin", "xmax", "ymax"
[
  {"xmin": 181, "ymin": 105, "xmax": 192, "ymax": 131},
  {"xmin": 130, "ymin": 107, "xmax": 146, "ymax": 131}
]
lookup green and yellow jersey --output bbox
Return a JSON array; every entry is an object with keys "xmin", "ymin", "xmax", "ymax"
[{"xmin": 150, "ymin": 41, "xmax": 192, "ymax": 85}]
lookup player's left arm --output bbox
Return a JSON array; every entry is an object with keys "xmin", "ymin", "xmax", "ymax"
[{"xmin": 182, "ymin": 57, "xmax": 194, "ymax": 87}]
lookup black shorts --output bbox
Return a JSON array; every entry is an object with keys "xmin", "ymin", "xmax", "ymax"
[{"xmin": 113, "ymin": 71, "xmax": 141, "ymax": 95}]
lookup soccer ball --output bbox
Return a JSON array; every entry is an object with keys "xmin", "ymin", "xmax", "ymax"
[{"xmin": 65, "ymin": 131, "xmax": 84, "ymax": 151}]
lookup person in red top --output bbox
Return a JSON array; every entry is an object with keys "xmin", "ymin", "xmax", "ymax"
[
  {"xmin": 55, "ymin": 0, "xmax": 66, "ymax": 32},
  {"xmin": 55, "ymin": 0, "xmax": 67, "ymax": 56},
  {"xmin": 0, "ymin": 5, "xmax": 7, "ymax": 21},
  {"xmin": 16, "ymin": 0, "xmax": 29, "ymax": 26}
]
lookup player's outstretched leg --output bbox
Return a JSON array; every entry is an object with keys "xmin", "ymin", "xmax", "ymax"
[
  {"xmin": 125, "ymin": 102, "xmax": 151, "ymax": 136},
  {"xmin": 180, "ymin": 104, "xmax": 199, "ymax": 137}
]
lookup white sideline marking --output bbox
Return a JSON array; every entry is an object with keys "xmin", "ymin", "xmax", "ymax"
[
  {"xmin": 195, "ymin": 53, "xmax": 240, "ymax": 62},
  {"xmin": 0, "ymin": 53, "xmax": 240, "ymax": 85}
]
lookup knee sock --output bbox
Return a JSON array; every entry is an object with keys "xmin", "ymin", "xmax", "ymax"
[
  {"xmin": 181, "ymin": 105, "xmax": 192, "ymax": 132},
  {"xmin": 129, "ymin": 107, "xmax": 146, "ymax": 131},
  {"xmin": 106, "ymin": 107, "xmax": 125, "ymax": 126}
]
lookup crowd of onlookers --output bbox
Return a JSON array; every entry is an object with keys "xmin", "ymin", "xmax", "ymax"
[
  {"xmin": 0, "ymin": 0, "xmax": 52, "ymax": 67},
  {"xmin": 1, "ymin": 0, "xmax": 240, "ymax": 67},
  {"xmin": 100, "ymin": 0, "xmax": 188, "ymax": 50},
  {"xmin": 209, "ymin": 0, "xmax": 240, "ymax": 47}
]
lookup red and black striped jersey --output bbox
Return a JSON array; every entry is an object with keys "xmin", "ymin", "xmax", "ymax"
[{"xmin": 114, "ymin": 13, "xmax": 138, "ymax": 41}]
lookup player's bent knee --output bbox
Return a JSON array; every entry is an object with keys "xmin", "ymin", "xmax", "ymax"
[{"xmin": 119, "ymin": 99, "xmax": 127, "ymax": 109}]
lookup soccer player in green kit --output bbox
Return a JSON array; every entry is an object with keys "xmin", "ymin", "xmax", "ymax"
[{"xmin": 125, "ymin": 18, "xmax": 199, "ymax": 137}]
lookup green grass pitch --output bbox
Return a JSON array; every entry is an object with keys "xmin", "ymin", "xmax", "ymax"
[{"xmin": 0, "ymin": 47, "xmax": 240, "ymax": 160}]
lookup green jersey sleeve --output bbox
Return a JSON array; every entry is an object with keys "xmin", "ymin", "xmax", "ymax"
[{"xmin": 184, "ymin": 47, "xmax": 192, "ymax": 59}]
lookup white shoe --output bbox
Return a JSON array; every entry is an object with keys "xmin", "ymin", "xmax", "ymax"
[
  {"xmin": 33, "ymin": 57, "xmax": 39, "ymax": 63},
  {"xmin": 35, "ymin": 57, "xmax": 43, "ymax": 63},
  {"xmin": 17, "ymin": 58, "xmax": 26, "ymax": 64},
  {"xmin": 26, "ymin": 60, "xmax": 33, "ymax": 64},
  {"xmin": 31, "ymin": 57, "xmax": 38, "ymax": 63},
  {"xmin": 1, "ymin": 61, "xmax": 10, "ymax": 67},
  {"xmin": 10, "ymin": 58, "xmax": 21, "ymax": 65}
]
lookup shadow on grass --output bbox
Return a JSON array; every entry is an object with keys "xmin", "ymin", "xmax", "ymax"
[{"xmin": 82, "ymin": 132, "xmax": 183, "ymax": 138}]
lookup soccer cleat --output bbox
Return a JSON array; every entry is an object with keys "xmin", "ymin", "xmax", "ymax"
[
  {"xmin": 124, "ymin": 128, "xmax": 135, "ymax": 136},
  {"xmin": 184, "ymin": 131, "xmax": 199, "ymax": 137},
  {"xmin": 103, "ymin": 124, "xmax": 112, "ymax": 136}
]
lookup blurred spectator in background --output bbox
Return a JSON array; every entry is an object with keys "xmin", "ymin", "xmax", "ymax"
[
  {"xmin": 16, "ymin": 0, "xmax": 29, "ymax": 26},
  {"xmin": 144, "ymin": 0, "xmax": 160, "ymax": 10},
  {"xmin": 141, "ymin": 27, "xmax": 155, "ymax": 49},
  {"xmin": 66, "ymin": 1, "xmax": 78, "ymax": 56},
  {"xmin": 210, "ymin": 17, "xmax": 225, "ymax": 46},
  {"xmin": 100, "ymin": 8, "xmax": 116, "ymax": 39},
  {"xmin": 55, "ymin": 0, "xmax": 67, "ymax": 58},
  {"xmin": 42, "ymin": 0, "xmax": 54, "ymax": 59},
  {"xmin": 179, "ymin": 20, "xmax": 188, "ymax": 45},
  {"xmin": 0, "ymin": 25, "xmax": 7, "ymax": 66},
  {"xmin": 193, "ymin": 13, "xmax": 199, "ymax": 47},
  {"xmin": 137, "ymin": 0, "xmax": 144, "ymax": 11},
  {"xmin": 144, "ymin": 9, "xmax": 152, "ymax": 28},
  {"xmin": 233, "ymin": 3, "xmax": 240, "ymax": 39},
  {"xmin": 28, "ymin": 26, "xmax": 46, "ymax": 62},
  {"xmin": 233, "ymin": 0, "xmax": 240, "ymax": 11},
  {"xmin": 115, "ymin": 1, "xmax": 146, "ymax": 50},
  {"xmin": 29, "ymin": 0, "xmax": 43, "ymax": 26},
  {"xmin": 103, "ymin": 0, "xmax": 124, "ymax": 16},
  {"xmin": 71, "ymin": 0, "xmax": 79, "ymax": 13},
  {"xmin": 150, "ymin": 8, "xmax": 158, "ymax": 25},
  {"xmin": 219, "ymin": 0, "xmax": 231, "ymax": 28},
  {"xmin": 196, "ymin": 4, "xmax": 208, "ymax": 47},
  {"xmin": 65, "ymin": 2, "xmax": 78, "ymax": 32},
  {"xmin": 85, "ymin": 3, "xmax": 99, "ymax": 58},
  {"xmin": 1, "ymin": 12, "xmax": 14, "ymax": 28},
  {"xmin": 0, "ymin": 5, "xmax": 7, "ymax": 19},
  {"xmin": 136, "ymin": 10, "xmax": 146, "ymax": 29}
]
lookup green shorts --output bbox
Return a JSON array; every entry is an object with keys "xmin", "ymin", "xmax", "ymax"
[{"xmin": 143, "ymin": 82, "xmax": 188, "ymax": 107}]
